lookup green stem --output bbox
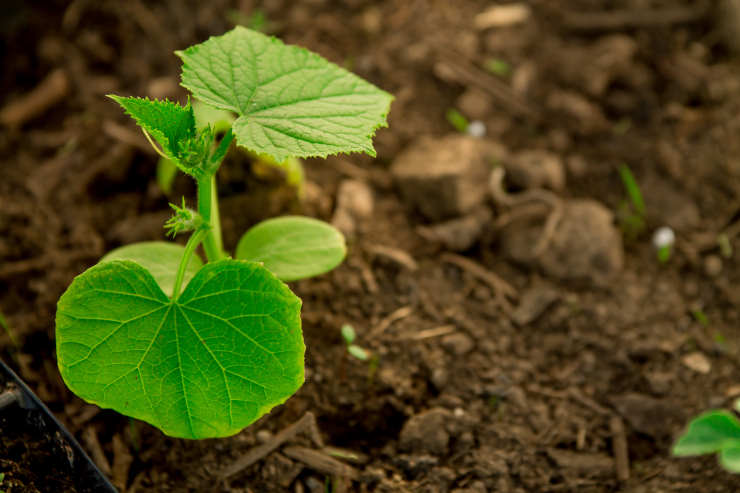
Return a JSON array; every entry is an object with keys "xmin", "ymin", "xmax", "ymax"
[
  {"xmin": 197, "ymin": 175, "xmax": 225, "ymax": 262},
  {"xmin": 172, "ymin": 228, "xmax": 207, "ymax": 300}
]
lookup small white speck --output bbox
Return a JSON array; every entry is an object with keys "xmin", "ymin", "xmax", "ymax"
[
  {"xmin": 454, "ymin": 407, "xmax": 465, "ymax": 417},
  {"xmin": 467, "ymin": 120, "xmax": 486, "ymax": 138},
  {"xmin": 652, "ymin": 226, "xmax": 675, "ymax": 249}
]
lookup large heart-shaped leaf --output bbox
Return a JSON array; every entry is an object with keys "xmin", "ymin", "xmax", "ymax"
[
  {"xmin": 100, "ymin": 242, "xmax": 203, "ymax": 298},
  {"xmin": 177, "ymin": 26, "xmax": 393, "ymax": 162},
  {"xmin": 56, "ymin": 259, "xmax": 304, "ymax": 439},
  {"xmin": 235, "ymin": 216, "xmax": 346, "ymax": 281}
]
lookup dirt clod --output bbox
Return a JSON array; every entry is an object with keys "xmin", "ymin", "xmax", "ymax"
[
  {"xmin": 391, "ymin": 135, "xmax": 505, "ymax": 221},
  {"xmin": 502, "ymin": 199, "xmax": 623, "ymax": 285},
  {"xmin": 505, "ymin": 149, "xmax": 565, "ymax": 192},
  {"xmin": 398, "ymin": 408, "xmax": 451, "ymax": 456}
]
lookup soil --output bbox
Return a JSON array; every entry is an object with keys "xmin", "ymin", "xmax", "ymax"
[
  {"xmin": 0, "ymin": 380, "xmax": 77, "ymax": 493},
  {"xmin": 2, "ymin": 0, "xmax": 740, "ymax": 492}
]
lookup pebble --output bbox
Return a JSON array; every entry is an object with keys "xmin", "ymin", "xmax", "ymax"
[
  {"xmin": 399, "ymin": 408, "xmax": 451, "ymax": 455},
  {"xmin": 441, "ymin": 332, "xmax": 475, "ymax": 356},
  {"xmin": 704, "ymin": 255, "xmax": 723, "ymax": 277},
  {"xmin": 682, "ymin": 351, "xmax": 712, "ymax": 374}
]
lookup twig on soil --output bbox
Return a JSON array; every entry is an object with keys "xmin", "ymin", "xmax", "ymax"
[
  {"xmin": 398, "ymin": 324, "xmax": 457, "ymax": 341},
  {"xmin": 365, "ymin": 243, "xmax": 419, "ymax": 271},
  {"xmin": 610, "ymin": 416, "xmax": 630, "ymax": 482},
  {"xmin": 0, "ymin": 69, "xmax": 70, "ymax": 128},
  {"xmin": 282, "ymin": 446, "xmax": 358, "ymax": 479},
  {"xmin": 489, "ymin": 167, "xmax": 563, "ymax": 257},
  {"xmin": 82, "ymin": 427, "xmax": 112, "ymax": 476},
  {"xmin": 561, "ymin": 6, "xmax": 708, "ymax": 32},
  {"xmin": 441, "ymin": 253, "xmax": 518, "ymax": 309},
  {"xmin": 112, "ymin": 433, "xmax": 133, "ymax": 492},
  {"xmin": 221, "ymin": 412, "xmax": 323, "ymax": 480},
  {"xmin": 369, "ymin": 306, "xmax": 414, "ymax": 337},
  {"xmin": 474, "ymin": 3, "xmax": 531, "ymax": 30},
  {"xmin": 434, "ymin": 51, "xmax": 539, "ymax": 121}
]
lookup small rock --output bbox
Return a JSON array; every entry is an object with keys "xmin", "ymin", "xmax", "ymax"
[
  {"xmin": 546, "ymin": 449, "xmax": 614, "ymax": 478},
  {"xmin": 418, "ymin": 207, "xmax": 492, "ymax": 251},
  {"xmin": 331, "ymin": 179, "xmax": 374, "ymax": 237},
  {"xmin": 256, "ymin": 429, "xmax": 273, "ymax": 443},
  {"xmin": 511, "ymin": 285, "xmax": 560, "ymax": 326},
  {"xmin": 682, "ymin": 351, "xmax": 712, "ymax": 374},
  {"xmin": 546, "ymin": 90, "xmax": 608, "ymax": 134},
  {"xmin": 502, "ymin": 199, "xmax": 623, "ymax": 286},
  {"xmin": 505, "ymin": 150, "xmax": 565, "ymax": 192},
  {"xmin": 644, "ymin": 371, "xmax": 674, "ymax": 395},
  {"xmin": 391, "ymin": 135, "xmax": 507, "ymax": 221},
  {"xmin": 399, "ymin": 408, "xmax": 451, "ymax": 456},
  {"xmin": 441, "ymin": 333, "xmax": 475, "ymax": 356},
  {"xmin": 610, "ymin": 393, "xmax": 683, "ymax": 438},
  {"xmin": 704, "ymin": 255, "xmax": 723, "ymax": 277},
  {"xmin": 456, "ymin": 88, "xmax": 493, "ymax": 121}
]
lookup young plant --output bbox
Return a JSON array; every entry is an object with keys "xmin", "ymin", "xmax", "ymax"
[
  {"xmin": 616, "ymin": 163, "xmax": 646, "ymax": 241},
  {"xmin": 340, "ymin": 324, "xmax": 369, "ymax": 361},
  {"xmin": 55, "ymin": 27, "xmax": 392, "ymax": 439},
  {"xmin": 673, "ymin": 407, "xmax": 740, "ymax": 473}
]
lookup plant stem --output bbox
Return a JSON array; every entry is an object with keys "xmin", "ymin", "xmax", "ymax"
[
  {"xmin": 172, "ymin": 228, "xmax": 207, "ymax": 300},
  {"xmin": 197, "ymin": 175, "xmax": 225, "ymax": 262}
]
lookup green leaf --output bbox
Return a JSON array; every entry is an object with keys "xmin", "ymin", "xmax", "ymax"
[
  {"xmin": 721, "ymin": 444, "xmax": 740, "ymax": 472},
  {"xmin": 235, "ymin": 216, "xmax": 346, "ymax": 281},
  {"xmin": 109, "ymin": 96, "xmax": 196, "ymax": 164},
  {"xmin": 100, "ymin": 242, "xmax": 203, "ymax": 298},
  {"xmin": 347, "ymin": 344, "xmax": 369, "ymax": 361},
  {"xmin": 177, "ymin": 26, "xmax": 393, "ymax": 162},
  {"xmin": 673, "ymin": 411, "xmax": 740, "ymax": 456},
  {"xmin": 341, "ymin": 324, "xmax": 356, "ymax": 345},
  {"xmin": 56, "ymin": 259, "xmax": 304, "ymax": 439}
]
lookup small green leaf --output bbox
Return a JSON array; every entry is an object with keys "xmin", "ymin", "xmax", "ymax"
[
  {"xmin": 348, "ymin": 344, "xmax": 369, "ymax": 361},
  {"xmin": 109, "ymin": 96, "xmax": 196, "ymax": 163},
  {"xmin": 236, "ymin": 216, "xmax": 346, "ymax": 281},
  {"xmin": 720, "ymin": 444, "xmax": 740, "ymax": 472},
  {"xmin": 341, "ymin": 324, "xmax": 356, "ymax": 344},
  {"xmin": 673, "ymin": 411, "xmax": 740, "ymax": 456},
  {"xmin": 177, "ymin": 26, "xmax": 393, "ymax": 162},
  {"xmin": 101, "ymin": 242, "xmax": 203, "ymax": 298},
  {"xmin": 56, "ymin": 259, "xmax": 304, "ymax": 439}
]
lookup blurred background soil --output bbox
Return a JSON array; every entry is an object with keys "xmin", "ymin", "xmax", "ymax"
[{"xmin": 3, "ymin": 0, "xmax": 740, "ymax": 491}]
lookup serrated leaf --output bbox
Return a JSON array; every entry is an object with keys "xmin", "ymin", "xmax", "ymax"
[
  {"xmin": 100, "ymin": 242, "xmax": 203, "ymax": 298},
  {"xmin": 56, "ymin": 259, "xmax": 304, "ymax": 439},
  {"xmin": 235, "ymin": 216, "xmax": 346, "ymax": 281},
  {"xmin": 109, "ymin": 96, "xmax": 195, "ymax": 163},
  {"xmin": 177, "ymin": 26, "xmax": 393, "ymax": 162},
  {"xmin": 673, "ymin": 411, "xmax": 740, "ymax": 456}
]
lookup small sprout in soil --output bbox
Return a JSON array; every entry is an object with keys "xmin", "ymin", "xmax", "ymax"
[
  {"xmin": 718, "ymin": 233, "xmax": 733, "ymax": 259},
  {"xmin": 0, "ymin": 472, "xmax": 5, "ymax": 493},
  {"xmin": 691, "ymin": 308, "xmax": 710, "ymax": 327},
  {"xmin": 652, "ymin": 226, "xmax": 675, "ymax": 264},
  {"xmin": 673, "ymin": 409, "xmax": 740, "ymax": 473},
  {"xmin": 483, "ymin": 57, "xmax": 512, "ymax": 77},
  {"xmin": 616, "ymin": 163, "xmax": 646, "ymax": 241},
  {"xmin": 445, "ymin": 108, "xmax": 469, "ymax": 133},
  {"xmin": 55, "ymin": 27, "xmax": 392, "ymax": 439},
  {"xmin": 341, "ymin": 324, "xmax": 369, "ymax": 361}
]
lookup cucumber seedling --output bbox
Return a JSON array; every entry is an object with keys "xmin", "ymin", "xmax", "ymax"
[
  {"xmin": 673, "ymin": 406, "xmax": 740, "ymax": 473},
  {"xmin": 55, "ymin": 27, "xmax": 392, "ymax": 439}
]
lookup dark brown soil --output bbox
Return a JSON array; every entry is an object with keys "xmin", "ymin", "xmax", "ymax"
[
  {"xmin": 0, "ymin": 381, "xmax": 78, "ymax": 493},
  {"xmin": 2, "ymin": 0, "xmax": 740, "ymax": 492}
]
